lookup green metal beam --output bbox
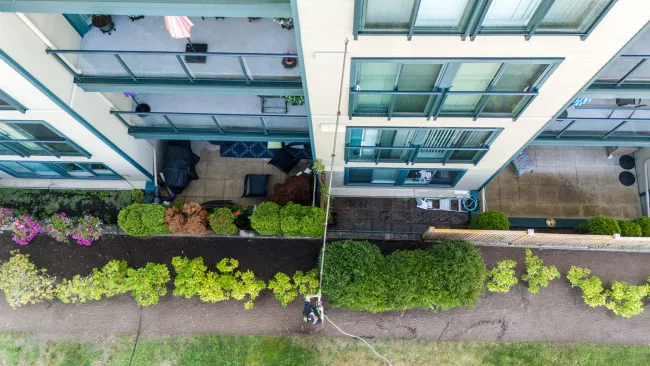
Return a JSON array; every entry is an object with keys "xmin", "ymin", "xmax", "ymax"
[
  {"xmin": 532, "ymin": 135, "xmax": 650, "ymax": 147},
  {"xmin": 582, "ymin": 83, "xmax": 650, "ymax": 99},
  {"xmin": 0, "ymin": 1, "xmax": 292, "ymax": 17},
  {"xmin": 75, "ymin": 78, "xmax": 303, "ymax": 95}
]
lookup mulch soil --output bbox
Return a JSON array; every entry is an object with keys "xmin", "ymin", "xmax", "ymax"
[{"xmin": 0, "ymin": 233, "xmax": 431, "ymax": 280}]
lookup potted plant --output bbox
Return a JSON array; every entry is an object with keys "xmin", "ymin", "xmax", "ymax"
[
  {"xmin": 91, "ymin": 15, "xmax": 115, "ymax": 34},
  {"xmin": 123, "ymin": 92, "xmax": 151, "ymax": 117},
  {"xmin": 284, "ymin": 96, "xmax": 305, "ymax": 106},
  {"xmin": 274, "ymin": 18, "xmax": 294, "ymax": 30},
  {"xmin": 282, "ymin": 52, "xmax": 297, "ymax": 69}
]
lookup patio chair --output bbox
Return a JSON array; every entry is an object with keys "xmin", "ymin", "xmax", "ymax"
[
  {"xmin": 242, "ymin": 174, "xmax": 271, "ymax": 198},
  {"xmin": 267, "ymin": 143, "xmax": 302, "ymax": 174}
]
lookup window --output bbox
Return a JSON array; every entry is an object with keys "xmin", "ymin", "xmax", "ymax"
[
  {"xmin": 0, "ymin": 162, "xmax": 120, "ymax": 180},
  {"xmin": 0, "ymin": 89, "xmax": 27, "ymax": 113},
  {"xmin": 345, "ymin": 127, "xmax": 501, "ymax": 164},
  {"xmin": 354, "ymin": 0, "xmax": 616, "ymax": 40},
  {"xmin": 350, "ymin": 59, "xmax": 559, "ymax": 119},
  {"xmin": 345, "ymin": 168, "xmax": 465, "ymax": 187},
  {"xmin": 0, "ymin": 121, "xmax": 89, "ymax": 158}
]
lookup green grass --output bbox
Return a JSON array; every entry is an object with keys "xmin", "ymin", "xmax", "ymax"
[{"xmin": 1, "ymin": 332, "xmax": 650, "ymax": 366}]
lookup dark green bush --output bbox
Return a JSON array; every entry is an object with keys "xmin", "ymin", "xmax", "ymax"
[
  {"xmin": 578, "ymin": 216, "xmax": 621, "ymax": 235},
  {"xmin": 209, "ymin": 208, "xmax": 238, "ymax": 235},
  {"xmin": 322, "ymin": 239, "xmax": 486, "ymax": 313},
  {"xmin": 250, "ymin": 202, "xmax": 281, "ymax": 235},
  {"xmin": 280, "ymin": 203, "xmax": 325, "ymax": 237},
  {"xmin": 117, "ymin": 204, "xmax": 169, "ymax": 236},
  {"xmin": 321, "ymin": 240, "xmax": 387, "ymax": 312},
  {"xmin": 468, "ymin": 211, "xmax": 510, "ymax": 230},
  {"xmin": 618, "ymin": 220, "xmax": 642, "ymax": 237},
  {"xmin": 633, "ymin": 217, "xmax": 650, "ymax": 237}
]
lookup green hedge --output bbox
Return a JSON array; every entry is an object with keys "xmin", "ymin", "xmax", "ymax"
[
  {"xmin": 117, "ymin": 204, "xmax": 168, "ymax": 236},
  {"xmin": 576, "ymin": 216, "xmax": 621, "ymax": 235},
  {"xmin": 469, "ymin": 211, "xmax": 510, "ymax": 230},
  {"xmin": 209, "ymin": 208, "xmax": 238, "ymax": 235},
  {"xmin": 250, "ymin": 202, "xmax": 281, "ymax": 235},
  {"xmin": 322, "ymin": 239, "xmax": 486, "ymax": 312},
  {"xmin": 633, "ymin": 217, "xmax": 650, "ymax": 237},
  {"xmin": 280, "ymin": 203, "xmax": 325, "ymax": 238},
  {"xmin": 618, "ymin": 220, "xmax": 642, "ymax": 237}
]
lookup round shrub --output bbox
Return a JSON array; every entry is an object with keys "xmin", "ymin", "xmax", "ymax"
[
  {"xmin": 428, "ymin": 239, "xmax": 487, "ymax": 310},
  {"xmin": 280, "ymin": 203, "xmax": 326, "ymax": 237},
  {"xmin": 250, "ymin": 202, "xmax": 281, "ymax": 235},
  {"xmin": 117, "ymin": 204, "xmax": 169, "ymax": 236},
  {"xmin": 384, "ymin": 249, "xmax": 437, "ymax": 310},
  {"xmin": 209, "ymin": 208, "xmax": 238, "ymax": 235},
  {"xmin": 468, "ymin": 211, "xmax": 510, "ymax": 230},
  {"xmin": 618, "ymin": 220, "xmax": 642, "ymax": 237},
  {"xmin": 321, "ymin": 240, "xmax": 387, "ymax": 312},
  {"xmin": 579, "ymin": 216, "xmax": 621, "ymax": 235},
  {"xmin": 633, "ymin": 217, "xmax": 650, "ymax": 237}
]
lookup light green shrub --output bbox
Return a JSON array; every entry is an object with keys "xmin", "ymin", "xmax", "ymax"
[
  {"xmin": 0, "ymin": 251, "xmax": 56, "ymax": 308},
  {"xmin": 468, "ymin": 211, "xmax": 510, "ymax": 230},
  {"xmin": 208, "ymin": 208, "xmax": 238, "ymax": 235},
  {"xmin": 280, "ymin": 203, "xmax": 325, "ymax": 237},
  {"xmin": 605, "ymin": 281, "xmax": 649, "ymax": 318},
  {"xmin": 521, "ymin": 249, "xmax": 560, "ymax": 294},
  {"xmin": 117, "ymin": 204, "xmax": 169, "ymax": 236},
  {"xmin": 486, "ymin": 260, "xmax": 518, "ymax": 293},
  {"xmin": 566, "ymin": 266, "xmax": 606, "ymax": 308},
  {"xmin": 634, "ymin": 217, "xmax": 650, "ymax": 237},
  {"xmin": 125, "ymin": 263, "xmax": 170, "ymax": 306},
  {"xmin": 268, "ymin": 272, "xmax": 297, "ymax": 307},
  {"xmin": 294, "ymin": 269, "xmax": 319, "ymax": 296},
  {"xmin": 192, "ymin": 258, "xmax": 266, "ymax": 309},
  {"xmin": 171, "ymin": 256, "xmax": 207, "ymax": 299},
  {"xmin": 250, "ymin": 202, "xmax": 281, "ymax": 235},
  {"xmin": 56, "ymin": 260, "xmax": 129, "ymax": 304}
]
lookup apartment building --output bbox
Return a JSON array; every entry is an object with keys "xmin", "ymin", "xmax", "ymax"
[{"xmin": 0, "ymin": 0, "xmax": 649, "ymax": 207}]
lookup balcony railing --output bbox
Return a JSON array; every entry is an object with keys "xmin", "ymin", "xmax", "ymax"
[
  {"xmin": 46, "ymin": 49, "xmax": 301, "ymax": 88},
  {"xmin": 349, "ymin": 89, "xmax": 538, "ymax": 120},
  {"xmin": 593, "ymin": 55, "xmax": 650, "ymax": 89},
  {"xmin": 111, "ymin": 111, "xmax": 310, "ymax": 141},
  {"xmin": 535, "ymin": 117, "xmax": 650, "ymax": 146},
  {"xmin": 345, "ymin": 145, "xmax": 490, "ymax": 165}
]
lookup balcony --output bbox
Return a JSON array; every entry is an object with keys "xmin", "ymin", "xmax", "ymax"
[
  {"xmin": 111, "ymin": 93, "xmax": 309, "ymax": 141},
  {"xmin": 48, "ymin": 16, "xmax": 302, "ymax": 94},
  {"xmin": 534, "ymin": 98, "xmax": 650, "ymax": 146}
]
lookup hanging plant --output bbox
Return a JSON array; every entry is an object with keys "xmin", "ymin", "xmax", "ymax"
[
  {"xmin": 284, "ymin": 96, "xmax": 305, "ymax": 106},
  {"xmin": 11, "ymin": 216, "xmax": 40, "ymax": 246},
  {"xmin": 282, "ymin": 52, "xmax": 297, "ymax": 69}
]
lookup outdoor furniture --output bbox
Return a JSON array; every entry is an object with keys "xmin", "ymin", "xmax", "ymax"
[
  {"xmin": 243, "ymin": 174, "xmax": 271, "ymax": 198},
  {"xmin": 267, "ymin": 143, "xmax": 302, "ymax": 174},
  {"xmin": 511, "ymin": 149, "xmax": 533, "ymax": 177},
  {"xmin": 416, "ymin": 198, "xmax": 463, "ymax": 212}
]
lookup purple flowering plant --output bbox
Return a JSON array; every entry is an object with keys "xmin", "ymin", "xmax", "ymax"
[
  {"xmin": 11, "ymin": 216, "xmax": 40, "ymax": 246},
  {"xmin": 42, "ymin": 213, "xmax": 74, "ymax": 243},
  {"xmin": 70, "ymin": 215, "xmax": 102, "ymax": 246},
  {"xmin": 0, "ymin": 207, "xmax": 14, "ymax": 227}
]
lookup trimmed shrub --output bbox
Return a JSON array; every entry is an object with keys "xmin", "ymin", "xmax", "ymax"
[
  {"xmin": 322, "ymin": 239, "xmax": 486, "ymax": 312},
  {"xmin": 125, "ymin": 263, "xmax": 170, "ymax": 306},
  {"xmin": 468, "ymin": 211, "xmax": 510, "ymax": 230},
  {"xmin": 197, "ymin": 258, "xmax": 266, "ymax": 309},
  {"xmin": 171, "ymin": 256, "xmax": 207, "ymax": 299},
  {"xmin": 0, "ymin": 251, "xmax": 56, "ymax": 307},
  {"xmin": 486, "ymin": 260, "xmax": 518, "ymax": 293},
  {"xmin": 280, "ymin": 203, "xmax": 326, "ymax": 237},
  {"xmin": 521, "ymin": 249, "xmax": 560, "ymax": 294},
  {"xmin": 250, "ymin": 202, "xmax": 281, "ymax": 235},
  {"xmin": 268, "ymin": 272, "xmax": 297, "ymax": 307},
  {"xmin": 118, "ymin": 204, "xmax": 168, "ymax": 236},
  {"xmin": 56, "ymin": 260, "xmax": 129, "ymax": 304},
  {"xmin": 577, "ymin": 216, "xmax": 620, "ymax": 235},
  {"xmin": 605, "ymin": 281, "xmax": 649, "ymax": 318},
  {"xmin": 566, "ymin": 266, "xmax": 606, "ymax": 308},
  {"xmin": 165, "ymin": 203, "xmax": 211, "ymax": 234},
  {"xmin": 634, "ymin": 217, "xmax": 650, "ymax": 237},
  {"xmin": 208, "ymin": 208, "xmax": 238, "ymax": 235},
  {"xmin": 294, "ymin": 269, "xmax": 319, "ymax": 296},
  {"xmin": 321, "ymin": 240, "xmax": 387, "ymax": 312},
  {"xmin": 618, "ymin": 220, "xmax": 642, "ymax": 237}
]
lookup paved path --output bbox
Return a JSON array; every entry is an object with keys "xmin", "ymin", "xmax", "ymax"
[{"xmin": 1, "ymin": 235, "xmax": 650, "ymax": 344}]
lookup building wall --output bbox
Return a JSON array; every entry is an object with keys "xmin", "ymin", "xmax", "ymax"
[
  {"xmin": 0, "ymin": 13, "xmax": 154, "ymax": 189},
  {"xmin": 296, "ymin": 0, "xmax": 650, "ymax": 197}
]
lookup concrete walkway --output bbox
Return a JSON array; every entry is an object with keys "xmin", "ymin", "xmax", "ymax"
[{"xmin": 1, "ymin": 235, "xmax": 650, "ymax": 344}]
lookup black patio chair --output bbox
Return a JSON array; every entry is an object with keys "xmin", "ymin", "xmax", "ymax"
[
  {"xmin": 243, "ymin": 174, "xmax": 271, "ymax": 198},
  {"xmin": 267, "ymin": 143, "xmax": 303, "ymax": 174}
]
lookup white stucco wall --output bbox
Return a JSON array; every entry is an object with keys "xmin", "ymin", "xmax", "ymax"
[
  {"xmin": 0, "ymin": 13, "xmax": 155, "ymax": 189},
  {"xmin": 296, "ymin": 0, "xmax": 650, "ymax": 197}
]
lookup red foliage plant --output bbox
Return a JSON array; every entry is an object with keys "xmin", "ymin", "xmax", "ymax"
[
  {"xmin": 269, "ymin": 175, "xmax": 311, "ymax": 206},
  {"xmin": 165, "ymin": 203, "xmax": 211, "ymax": 234}
]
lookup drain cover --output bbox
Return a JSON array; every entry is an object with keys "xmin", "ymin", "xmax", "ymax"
[{"xmin": 619, "ymin": 155, "xmax": 635, "ymax": 170}]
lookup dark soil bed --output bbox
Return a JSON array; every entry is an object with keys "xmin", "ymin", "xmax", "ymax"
[{"xmin": 0, "ymin": 233, "xmax": 430, "ymax": 280}]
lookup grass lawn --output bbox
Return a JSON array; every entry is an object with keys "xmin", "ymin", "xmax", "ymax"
[{"xmin": 1, "ymin": 332, "xmax": 650, "ymax": 366}]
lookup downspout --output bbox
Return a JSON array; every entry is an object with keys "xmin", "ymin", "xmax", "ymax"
[{"xmin": 643, "ymin": 159, "xmax": 650, "ymax": 217}]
